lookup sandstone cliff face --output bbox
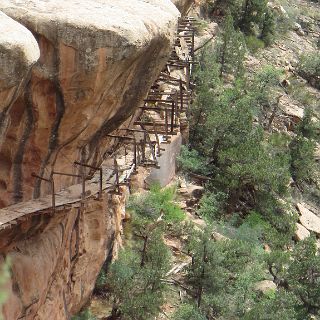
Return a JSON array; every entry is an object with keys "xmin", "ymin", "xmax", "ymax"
[
  {"xmin": 0, "ymin": 11, "xmax": 40, "ymax": 208},
  {"xmin": 0, "ymin": 0, "xmax": 179, "ymax": 208},
  {"xmin": 0, "ymin": 193, "xmax": 125, "ymax": 319}
]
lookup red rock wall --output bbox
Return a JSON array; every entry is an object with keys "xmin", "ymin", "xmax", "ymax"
[
  {"xmin": 0, "ymin": 192, "xmax": 125, "ymax": 319},
  {"xmin": 0, "ymin": 0, "xmax": 179, "ymax": 208}
]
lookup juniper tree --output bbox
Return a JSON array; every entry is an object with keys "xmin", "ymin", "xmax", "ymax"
[
  {"xmin": 215, "ymin": 11, "xmax": 246, "ymax": 78},
  {"xmin": 171, "ymin": 304, "xmax": 206, "ymax": 320},
  {"xmin": 260, "ymin": 8, "xmax": 276, "ymax": 46},
  {"xmin": 238, "ymin": 0, "xmax": 268, "ymax": 35},
  {"xmin": 185, "ymin": 227, "xmax": 265, "ymax": 318},
  {"xmin": 290, "ymin": 108, "xmax": 318, "ymax": 185},
  {"xmin": 287, "ymin": 237, "xmax": 320, "ymax": 316},
  {"xmin": 108, "ymin": 232, "xmax": 171, "ymax": 320}
]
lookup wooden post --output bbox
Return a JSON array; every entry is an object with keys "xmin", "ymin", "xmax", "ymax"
[
  {"xmin": 191, "ymin": 29, "xmax": 195, "ymax": 63},
  {"xmin": 179, "ymin": 79, "xmax": 184, "ymax": 112},
  {"xmin": 186, "ymin": 62, "xmax": 191, "ymax": 91},
  {"xmin": 74, "ymin": 161, "xmax": 102, "ymax": 199},
  {"xmin": 141, "ymin": 133, "xmax": 146, "ymax": 163},
  {"xmin": 164, "ymin": 108, "xmax": 169, "ymax": 140},
  {"xmin": 31, "ymin": 173, "xmax": 55, "ymax": 214},
  {"xmin": 133, "ymin": 137, "xmax": 137, "ymax": 172},
  {"xmin": 51, "ymin": 177, "xmax": 55, "ymax": 214},
  {"xmin": 171, "ymin": 100, "xmax": 175, "ymax": 134},
  {"xmin": 113, "ymin": 157, "xmax": 120, "ymax": 194},
  {"xmin": 81, "ymin": 174, "xmax": 86, "ymax": 201},
  {"xmin": 153, "ymin": 122, "xmax": 161, "ymax": 157},
  {"xmin": 99, "ymin": 168, "xmax": 103, "ymax": 197}
]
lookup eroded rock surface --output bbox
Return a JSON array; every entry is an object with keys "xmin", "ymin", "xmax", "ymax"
[
  {"xmin": 294, "ymin": 222, "xmax": 310, "ymax": 241},
  {"xmin": 298, "ymin": 203, "xmax": 320, "ymax": 234},
  {"xmin": 1, "ymin": 192, "xmax": 125, "ymax": 319},
  {"xmin": 0, "ymin": 11, "xmax": 39, "ymax": 113},
  {"xmin": 0, "ymin": 0, "xmax": 179, "ymax": 208},
  {"xmin": 0, "ymin": 12, "xmax": 40, "ymax": 206}
]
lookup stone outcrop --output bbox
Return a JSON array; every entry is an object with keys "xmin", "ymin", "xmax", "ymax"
[
  {"xmin": 294, "ymin": 222, "xmax": 310, "ymax": 241},
  {"xmin": 297, "ymin": 203, "xmax": 320, "ymax": 235},
  {"xmin": 254, "ymin": 280, "xmax": 277, "ymax": 294},
  {"xmin": 0, "ymin": 0, "xmax": 179, "ymax": 208},
  {"xmin": 1, "ymin": 192, "xmax": 125, "ymax": 319}
]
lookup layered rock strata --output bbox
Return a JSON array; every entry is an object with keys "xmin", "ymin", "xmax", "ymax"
[
  {"xmin": 0, "ymin": 11, "xmax": 40, "ymax": 208},
  {"xmin": 0, "ymin": 0, "xmax": 179, "ymax": 208},
  {"xmin": 0, "ymin": 192, "xmax": 125, "ymax": 319}
]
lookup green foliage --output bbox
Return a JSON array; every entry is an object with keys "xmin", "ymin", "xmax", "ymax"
[
  {"xmin": 295, "ymin": 108, "xmax": 318, "ymax": 140},
  {"xmin": 254, "ymin": 193, "xmax": 297, "ymax": 249},
  {"xmin": 245, "ymin": 35, "xmax": 265, "ymax": 53},
  {"xmin": 107, "ymin": 183, "xmax": 176, "ymax": 319},
  {"xmin": 290, "ymin": 136, "xmax": 316, "ymax": 184},
  {"xmin": 198, "ymin": 191, "xmax": 227, "ymax": 222},
  {"xmin": 128, "ymin": 183, "xmax": 185, "ymax": 222},
  {"xmin": 108, "ymin": 233, "xmax": 171, "ymax": 320},
  {"xmin": 72, "ymin": 310, "xmax": 97, "ymax": 320},
  {"xmin": 253, "ymin": 65, "xmax": 282, "ymax": 91},
  {"xmin": 286, "ymin": 77, "xmax": 320, "ymax": 110},
  {"xmin": 186, "ymin": 228, "xmax": 266, "ymax": 318},
  {"xmin": 95, "ymin": 269, "xmax": 107, "ymax": 290},
  {"xmin": 244, "ymin": 289, "xmax": 298, "ymax": 320},
  {"xmin": 260, "ymin": 8, "xmax": 276, "ymax": 46},
  {"xmin": 287, "ymin": 237, "xmax": 320, "ymax": 316},
  {"xmin": 215, "ymin": 11, "xmax": 246, "ymax": 78},
  {"xmin": 289, "ymin": 108, "xmax": 318, "ymax": 185},
  {"xmin": 171, "ymin": 304, "xmax": 207, "ymax": 320},
  {"xmin": 172, "ymin": 8, "xmax": 320, "ymax": 320},
  {"xmin": 238, "ymin": 0, "xmax": 268, "ymax": 35},
  {"xmin": 0, "ymin": 259, "xmax": 10, "ymax": 320},
  {"xmin": 214, "ymin": 0, "xmax": 271, "ymax": 38},
  {"xmin": 188, "ymin": 48, "xmax": 289, "ymax": 216},
  {"xmin": 177, "ymin": 146, "xmax": 208, "ymax": 175},
  {"xmin": 298, "ymin": 52, "xmax": 320, "ymax": 89}
]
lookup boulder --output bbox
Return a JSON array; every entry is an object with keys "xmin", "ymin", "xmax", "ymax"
[
  {"xmin": 187, "ymin": 184, "xmax": 205, "ymax": 199},
  {"xmin": 0, "ymin": 0, "xmax": 179, "ymax": 207},
  {"xmin": 293, "ymin": 22, "xmax": 305, "ymax": 36},
  {"xmin": 254, "ymin": 280, "xmax": 277, "ymax": 294},
  {"xmin": 294, "ymin": 223, "xmax": 310, "ymax": 241},
  {"xmin": 212, "ymin": 231, "xmax": 229, "ymax": 242},
  {"xmin": 297, "ymin": 203, "xmax": 320, "ymax": 234},
  {"xmin": 279, "ymin": 95, "xmax": 304, "ymax": 121}
]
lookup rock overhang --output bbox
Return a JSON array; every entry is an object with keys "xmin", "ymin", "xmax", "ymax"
[
  {"xmin": 0, "ymin": 0, "xmax": 181, "ymax": 207},
  {"xmin": 0, "ymin": 11, "xmax": 39, "ymax": 88},
  {"xmin": 0, "ymin": 0, "xmax": 180, "ymax": 54}
]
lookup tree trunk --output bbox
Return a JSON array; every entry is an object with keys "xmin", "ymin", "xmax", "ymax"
[
  {"xmin": 140, "ymin": 236, "xmax": 148, "ymax": 267},
  {"xmin": 197, "ymin": 244, "xmax": 207, "ymax": 308}
]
